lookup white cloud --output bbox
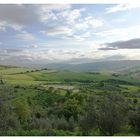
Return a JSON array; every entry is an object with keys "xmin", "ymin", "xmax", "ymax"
[
  {"xmin": 40, "ymin": 4, "xmax": 71, "ymax": 11},
  {"xmin": 95, "ymin": 25, "xmax": 140, "ymax": 42},
  {"xmin": 0, "ymin": 4, "xmax": 72, "ymax": 28},
  {"xmin": 112, "ymin": 18, "xmax": 126, "ymax": 23},
  {"xmin": 30, "ymin": 44, "xmax": 38, "ymax": 48},
  {"xmin": 39, "ymin": 5, "xmax": 84, "ymax": 28},
  {"xmin": 0, "ymin": 21, "xmax": 24, "ymax": 32},
  {"xmin": 74, "ymin": 16, "xmax": 104, "ymax": 30},
  {"xmin": 16, "ymin": 31, "xmax": 35, "ymax": 41},
  {"xmin": 39, "ymin": 4, "xmax": 71, "ymax": 22},
  {"xmin": 8, "ymin": 23, "xmax": 23, "ymax": 31},
  {"xmin": 2, "ymin": 42, "xmax": 140, "ymax": 64},
  {"xmin": 0, "ymin": 5, "xmax": 96, "ymax": 43},
  {"xmin": 106, "ymin": 4, "xmax": 140, "ymax": 13},
  {"xmin": 39, "ymin": 9, "xmax": 57, "ymax": 22},
  {"xmin": 41, "ymin": 15, "xmax": 103, "ymax": 41},
  {"xmin": 1, "ymin": 4, "xmax": 140, "ymax": 65},
  {"xmin": 64, "ymin": 32, "xmax": 91, "ymax": 41},
  {"xmin": 58, "ymin": 8, "xmax": 85, "ymax": 24},
  {"xmin": 90, "ymin": 44, "xmax": 104, "ymax": 50},
  {"xmin": 42, "ymin": 26, "xmax": 92, "ymax": 41},
  {"xmin": 64, "ymin": 35, "xmax": 85, "ymax": 41},
  {"xmin": 84, "ymin": 16, "xmax": 104, "ymax": 28},
  {"xmin": 0, "ymin": 22, "xmax": 6, "ymax": 31}
]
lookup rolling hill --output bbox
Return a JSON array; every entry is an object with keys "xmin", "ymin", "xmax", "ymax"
[{"xmin": 46, "ymin": 60, "xmax": 140, "ymax": 72}]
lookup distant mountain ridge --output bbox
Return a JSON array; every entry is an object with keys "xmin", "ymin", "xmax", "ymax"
[
  {"xmin": 1, "ymin": 60, "xmax": 140, "ymax": 73},
  {"xmin": 46, "ymin": 60, "xmax": 140, "ymax": 72}
]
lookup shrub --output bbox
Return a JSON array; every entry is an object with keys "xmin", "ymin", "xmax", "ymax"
[
  {"xmin": 0, "ymin": 104, "xmax": 20, "ymax": 131},
  {"xmin": 51, "ymin": 117, "xmax": 76, "ymax": 131},
  {"xmin": 28, "ymin": 118, "xmax": 52, "ymax": 131}
]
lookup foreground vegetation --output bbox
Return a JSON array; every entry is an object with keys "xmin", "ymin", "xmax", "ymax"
[{"xmin": 0, "ymin": 65, "xmax": 140, "ymax": 136}]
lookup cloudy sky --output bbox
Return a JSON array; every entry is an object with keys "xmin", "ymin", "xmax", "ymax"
[{"xmin": 1, "ymin": 4, "xmax": 140, "ymax": 66}]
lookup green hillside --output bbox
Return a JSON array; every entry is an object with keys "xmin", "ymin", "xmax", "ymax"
[{"xmin": 0, "ymin": 65, "xmax": 140, "ymax": 136}]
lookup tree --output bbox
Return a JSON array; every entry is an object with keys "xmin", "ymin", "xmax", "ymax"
[
  {"xmin": 0, "ymin": 84, "xmax": 20, "ymax": 130},
  {"xmin": 13, "ymin": 99, "xmax": 31, "ymax": 123},
  {"xmin": 0, "ymin": 103, "xmax": 20, "ymax": 131},
  {"xmin": 79, "ymin": 94, "xmax": 129, "ymax": 136},
  {"xmin": 61, "ymin": 98, "xmax": 82, "ymax": 121},
  {"xmin": 129, "ymin": 106, "xmax": 140, "ymax": 135},
  {"xmin": 79, "ymin": 95, "xmax": 97, "ymax": 135},
  {"xmin": 96, "ymin": 94, "xmax": 129, "ymax": 136}
]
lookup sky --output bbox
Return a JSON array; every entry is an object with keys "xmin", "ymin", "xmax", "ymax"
[{"xmin": 1, "ymin": 4, "xmax": 140, "ymax": 66}]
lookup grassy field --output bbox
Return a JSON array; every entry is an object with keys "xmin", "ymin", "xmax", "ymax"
[
  {"xmin": 0, "ymin": 66, "xmax": 139, "ymax": 93},
  {"xmin": 0, "ymin": 65, "xmax": 139, "ymax": 97},
  {"xmin": 0, "ymin": 67, "xmax": 139, "ymax": 83}
]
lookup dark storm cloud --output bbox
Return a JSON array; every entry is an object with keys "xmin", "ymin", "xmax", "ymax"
[
  {"xmin": 99, "ymin": 38, "xmax": 140, "ymax": 50},
  {"xmin": 0, "ymin": 5, "xmax": 40, "ymax": 26},
  {"xmin": 99, "ymin": 47, "xmax": 118, "ymax": 50}
]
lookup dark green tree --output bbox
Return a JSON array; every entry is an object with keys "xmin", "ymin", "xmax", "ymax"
[
  {"xmin": 79, "ymin": 95, "xmax": 97, "ymax": 135},
  {"xmin": 96, "ymin": 94, "xmax": 129, "ymax": 136},
  {"xmin": 61, "ymin": 98, "xmax": 82, "ymax": 121},
  {"xmin": 129, "ymin": 106, "xmax": 140, "ymax": 135},
  {"xmin": 79, "ymin": 94, "xmax": 129, "ymax": 136}
]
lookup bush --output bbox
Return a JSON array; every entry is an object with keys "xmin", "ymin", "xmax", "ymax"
[
  {"xmin": 0, "ymin": 104, "xmax": 20, "ymax": 131},
  {"xmin": 51, "ymin": 117, "xmax": 76, "ymax": 131},
  {"xmin": 28, "ymin": 118, "xmax": 52, "ymax": 131},
  {"xmin": 13, "ymin": 99, "xmax": 31, "ymax": 122},
  {"xmin": 14, "ymin": 85, "xmax": 20, "ymax": 88}
]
